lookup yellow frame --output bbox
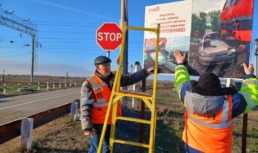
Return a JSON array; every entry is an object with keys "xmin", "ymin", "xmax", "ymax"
[{"xmin": 97, "ymin": 21, "xmax": 160, "ymax": 153}]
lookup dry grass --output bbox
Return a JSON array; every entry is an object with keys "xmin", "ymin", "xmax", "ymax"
[{"xmin": 0, "ymin": 79, "xmax": 257, "ymax": 153}]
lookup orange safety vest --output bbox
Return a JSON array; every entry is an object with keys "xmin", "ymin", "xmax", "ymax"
[
  {"xmin": 87, "ymin": 74, "xmax": 122, "ymax": 124},
  {"xmin": 183, "ymin": 93, "xmax": 233, "ymax": 153}
]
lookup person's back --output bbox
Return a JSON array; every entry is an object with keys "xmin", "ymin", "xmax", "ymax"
[{"xmin": 173, "ymin": 50, "xmax": 258, "ymax": 153}]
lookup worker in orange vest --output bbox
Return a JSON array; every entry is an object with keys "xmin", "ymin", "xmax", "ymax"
[
  {"xmin": 173, "ymin": 50, "xmax": 258, "ymax": 153},
  {"xmin": 80, "ymin": 55, "xmax": 154, "ymax": 153}
]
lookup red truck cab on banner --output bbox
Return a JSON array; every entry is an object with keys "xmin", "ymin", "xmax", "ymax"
[{"xmin": 220, "ymin": 0, "xmax": 254, "ymax": 43}]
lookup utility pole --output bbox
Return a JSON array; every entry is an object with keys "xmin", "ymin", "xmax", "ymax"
[
  {"xmin": 106, "ymin": 51, "xmax": 110, "ymax": 58},
  {"xmin": 120, "ymin": 0, "xmax": 128, "ymax": 75},
  {"xmin": 120, "ymin": 0, "xmax": 128, "ymax": 107},
  {"xmin": 66, "ymin": 72, "xmax": 69, "ymax": 78},
  {"xmin": 30, "ymin": 36, "xmax": 35, "ymax": 82},
  {"xmin": 0, "ymin": 8, "xmax": 38, "ymax": 82}
]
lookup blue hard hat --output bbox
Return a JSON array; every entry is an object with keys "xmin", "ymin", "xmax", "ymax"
[{"xmin": 94, "ymin": 56, "xmax": 112, "ymax": 65}]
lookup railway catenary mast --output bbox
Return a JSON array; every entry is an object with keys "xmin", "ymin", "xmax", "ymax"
[{"xmin": 0, "ymin": 7, "xmax": 38, "ymax": 82}]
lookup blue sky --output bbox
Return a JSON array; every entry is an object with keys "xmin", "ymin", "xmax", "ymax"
[{"xmin": 0, "ymin": 0, "xmax": 258, "ymax": 77}]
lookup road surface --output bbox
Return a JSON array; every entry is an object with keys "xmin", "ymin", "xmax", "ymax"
[{"xmin": 0, "ymin": 88, "xmax": 80, "ymax": 125}]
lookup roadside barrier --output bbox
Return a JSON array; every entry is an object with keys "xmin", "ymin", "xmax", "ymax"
[
  {"xmin": 0, "ymin": 99, "xmax": 80, "ymax": 151},
  {"xmin": 0, "ymin": 80, "xmax": 78, "ymax": 94},
  {"xmin": 3, "ymin": 83, "xmax": 6, "ymax": 95}
]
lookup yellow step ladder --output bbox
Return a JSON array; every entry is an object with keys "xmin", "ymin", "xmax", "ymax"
[{"xmin": 97, "ymin": 21, "xmax": 160, "ymax": 153}]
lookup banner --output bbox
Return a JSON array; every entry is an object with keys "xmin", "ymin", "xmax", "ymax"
[
  {"xmin": 144, "ymin": 0, "xmax": 254, "ymax": 78},
  {"xmin": 144, "ymin": 0, "xmax": 192, "ymax": 73},
  {"xmin": 189, "ymin": 0, "xmax": 254, "ymax": 78}
]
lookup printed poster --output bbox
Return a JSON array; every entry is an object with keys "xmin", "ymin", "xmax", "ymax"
[
  {"xmin": 144, "ymin": 0, "xmax": 192, "ymax": 73},
  {"xmin": 144, "ymin": 0, "xmax": 254, "ymax": 78},
  {"xmin": 188, "ymin": 0, "xmax": 254, "ymax": 78}
]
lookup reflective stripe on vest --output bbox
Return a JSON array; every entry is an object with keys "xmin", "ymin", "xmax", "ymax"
[
  {"xmin": 94, "ymin": 102, "xmax": 109, "ymax": 107},
  {"xmin": 175, "ymin": 65, "xmax": 188, "ymax": 93},
  {"xmin": 175, "ymin": 65, "xmax": 188, "ymax": 71},
  {"xmin": 97, "ymin": 98, "xmax": 106, "ymax": 103},
  {"xmin": 87, "ymin": 74, "xmax": 122, "ymax": 124},
  {"xmin": 240, "ymin": 91, "xmax": 255, "ymax": 110},
  {"xmin": 183, "ymin": 92, "xmax": 233, "ymax": 153},
  {"xmin": 88, "ymin": 76, "xmax": 108, "ymax": 104},
  {"xmin": 240, "ymin": 78, "xmax": 258, "ymax": 111},
  {"xmin": 89, "ymin": 77, "xmax": 106, "ymax": 89},
  {"xmin": 185, "ymin": 92, "xmax": 232, "ymax": 129},
  {"xmin": 83, "ymin": 99, "xmax": 94, "ymax": 105},
  {"xmin": 241, "ymin": 79, "xmax": 258, "ymax": 87},
  {"xmin": 186, "ymin": 98, "xmax": 232, "ymax": 128}
]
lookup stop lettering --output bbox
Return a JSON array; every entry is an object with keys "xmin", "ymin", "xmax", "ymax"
[{"xmin": 97, "ymin": 32, "xmax": 122, "ymax": 42}]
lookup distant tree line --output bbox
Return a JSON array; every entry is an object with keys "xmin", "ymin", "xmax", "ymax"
[{"xmin": 191, "ymin": 10, "xmax": 221, "ymax": 37}]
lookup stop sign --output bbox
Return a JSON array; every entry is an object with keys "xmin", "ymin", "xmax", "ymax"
[{"xmin": 96, "ymin": 22, "xmax": 123, "ymax": 51}]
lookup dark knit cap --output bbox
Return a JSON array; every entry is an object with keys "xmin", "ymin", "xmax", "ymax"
[{"xmin": 190, "ymin": 73, "xmax": 237, "ymax": 96}]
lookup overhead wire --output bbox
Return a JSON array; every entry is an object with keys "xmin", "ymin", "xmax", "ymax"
[{"xmin": 1, "ymin": 20, "xmax": 257, "ymax": 57}]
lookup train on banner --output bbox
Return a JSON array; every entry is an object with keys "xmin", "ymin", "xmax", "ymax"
[{"xmin": 143, "ymin": 0, "xmax": 254, "ymax": 79}]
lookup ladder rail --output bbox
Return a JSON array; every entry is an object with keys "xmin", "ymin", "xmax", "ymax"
[
  {"xmin": 110, "ymin": 21, "xmax": 128, "ymax": 153},
  {"xmin": 110, "ymin": 99, "xmax": 118, "ymax": 153},
  {"xmin": 114, "ymin": 139, "xmax": 150, "ymax": 148},
  {"xmin": 128, "ymin": 25, "xmax": 157, "ymax": 32},
  {"xmin": 116, "ymin": 92, "xmax": 153, "ymax": 110},
  {"xmin": 116, "ymin": 92, "xmax": 152, "ymax": 99},
  {"xmin": 97, "ymin": 21, "xmax": 127, "ymax": 153},
  {"xmin": 116, "ymin": 116, "xmax": 152, "ymax": 124},
  {"xmin": 97, "ymin": 21, "xmax": 160, "ymax": 153},
  {"xmin": 150, "ymin": 24, "xmax": 160, "ymax": 150}
]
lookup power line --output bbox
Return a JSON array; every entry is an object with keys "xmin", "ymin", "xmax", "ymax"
[{"xmin": 0, "ymin": 7, "xmax": 38, "ymax": 82}]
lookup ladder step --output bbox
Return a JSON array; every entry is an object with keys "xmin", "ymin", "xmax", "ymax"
[
  {"xmin": 117, "ymin": 116, "xmax": 151, "ymax": 124},
  {"xmin": 116, "ymin": 90, "xmax": 152, "ymax": 99},
  {"xmin": 114, "ymin": 139, "xmax": 150, "ymax": 148}
]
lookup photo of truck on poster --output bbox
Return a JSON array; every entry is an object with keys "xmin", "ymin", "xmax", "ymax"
[
  {"xmin": 144, "ymin": 0, "xmax": 254, "ymax": 78},
  {"xmin": 144, "ymin": 1, "xmax": 192, "ymax": 73},
  {"xmin": 188, "ymin": 0, "xmax": 254, "ymax": 78}
]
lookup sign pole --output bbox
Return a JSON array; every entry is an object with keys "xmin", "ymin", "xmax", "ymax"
[
  {"xmin": 242, "ymin": 114, "xmax": 248, "ymax": 153},
  {"xmin": 107, "ymin": 51, "xmax": 110, "ymax": 58},
  {"xmin": 120, "ymin": 0, "xmax": 128, "ymax": 75}
]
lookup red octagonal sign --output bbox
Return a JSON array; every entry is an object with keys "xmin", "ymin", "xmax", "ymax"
[{"xmin": 96, "ymin": 22, "xmax": 123, "ymax": 51}]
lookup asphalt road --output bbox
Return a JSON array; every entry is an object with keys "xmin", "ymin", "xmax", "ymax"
[{"xmin": 0, "ymin": 88, "xmax": 81, "ymax": 125}]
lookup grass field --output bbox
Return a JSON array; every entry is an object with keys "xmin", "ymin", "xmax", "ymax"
[{"xmin": 0, "ymin": 79, "xmax": 257, "ymax": 153}]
